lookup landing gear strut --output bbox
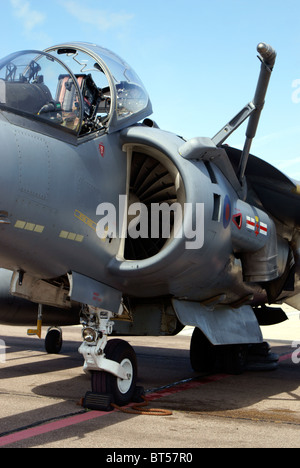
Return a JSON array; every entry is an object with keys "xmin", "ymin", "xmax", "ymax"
[{"xmin": 79, "ymin": 305, "xmax": 138, "ymax": 406}]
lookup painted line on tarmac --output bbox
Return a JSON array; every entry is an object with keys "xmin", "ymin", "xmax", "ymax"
[
  {"xmin": 0, "ymin": 352, "xmax": 293, "ymax": 447},
  {"xmin": 0, "ymin": 373, "xmax": 228, "ymax": 447},
  {"xmin": 278, "ymin": 352, "xmax": 292, "ymax": 362},
  {"xmin": 146, "ymin": 373, "xmax": 227, "ymax": 401}
]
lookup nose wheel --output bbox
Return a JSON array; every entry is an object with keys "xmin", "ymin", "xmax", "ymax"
[{"xmin": 91, "ymin": 339, "xmax": 137, "ymax": 406}]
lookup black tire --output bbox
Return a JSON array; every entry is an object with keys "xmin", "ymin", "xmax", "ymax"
[
  {"xmin": 221, "ymin": 344, "xmax": 248, "ymax": 375},
  {"xmin": 45, "ymin": 328, "xmax": 62, "ymax": 354},
  {"xmin": 190, "ymin": 327, "xmax": 217, "ymax": 372},
  {"xmin": 91, "ymin": 339, "xmax": 137, "ymax": 406}
]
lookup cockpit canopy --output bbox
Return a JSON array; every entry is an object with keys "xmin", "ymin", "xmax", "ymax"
[{"xmin": 0, "ymin": 42, "xmax": 152, "ymax": 136}]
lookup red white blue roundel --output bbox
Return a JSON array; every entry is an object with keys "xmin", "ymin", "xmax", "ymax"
[{"xmin": 223, "ymin": 195, "xmax": 231, "ymax": 229}]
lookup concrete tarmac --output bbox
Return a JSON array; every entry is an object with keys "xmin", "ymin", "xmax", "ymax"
[{"xmin": 0, "ymin": 307, "xmax": 299, "ymax": 449}]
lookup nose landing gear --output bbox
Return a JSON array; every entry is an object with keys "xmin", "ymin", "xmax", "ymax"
[
  {"xmin": 79, "ymin": 306, "xmax": 138, "ymax": 406},
  {"xmin": 91, "ymin": 339, "xmax": 137, "ymax": 406}
]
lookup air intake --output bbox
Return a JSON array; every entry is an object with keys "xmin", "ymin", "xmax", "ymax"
[{"xmin": 124, "ymin": 151, "xmax": 179, "ymax": 260}]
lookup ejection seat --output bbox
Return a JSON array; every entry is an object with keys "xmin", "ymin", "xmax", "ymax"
[{"xmin": 0, "ymin": 79, "xmax": 53, "ymax": 115}]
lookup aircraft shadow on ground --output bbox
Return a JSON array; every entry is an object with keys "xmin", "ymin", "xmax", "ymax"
[{"xmin": 0, "ymin": 339, "xmax": 300, "ymax": 447}]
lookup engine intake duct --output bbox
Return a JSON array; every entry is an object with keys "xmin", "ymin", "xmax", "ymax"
[{"xmin": 124, "ymin": 151, "xmax": 179, "ymax": 260}]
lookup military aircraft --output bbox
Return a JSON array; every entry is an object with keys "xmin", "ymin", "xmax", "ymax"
[{"xmin": 0, "ymin": 41, "xmax": 297, "ymax": 407}]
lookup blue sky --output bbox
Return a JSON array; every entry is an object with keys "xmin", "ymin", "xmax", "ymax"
[{"xmin": 1, "ymin": 0, "xmax": 300, "ymax": 178}]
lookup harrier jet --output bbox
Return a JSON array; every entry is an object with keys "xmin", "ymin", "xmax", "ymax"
[{"xmin": 0, "ymin": 41, "xmax": 297, "ymax": 406}]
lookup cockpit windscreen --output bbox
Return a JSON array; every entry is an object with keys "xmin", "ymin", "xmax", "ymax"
[
  {"xmin": 0, "ymin": 44, "xmax": 152, "ymax": 136},
  {"xmin": 46, "ymin": 43, "xmax": 152, "ymax": 133},
  {"xmin": 0, "ymin": 51, "xmax": 83, "ymax": 133}
]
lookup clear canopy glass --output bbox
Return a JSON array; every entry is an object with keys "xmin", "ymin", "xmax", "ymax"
[
  {"xmin": 0, "ymin": 50, "xmax": 82, "ymax": 133},
  {"xmin": 45, "ymin": 42, "xmax": 153, "ymax": 134},
  {"xmin": 0, "ymin": 43, "xmax": 152, "ymax": 136}
]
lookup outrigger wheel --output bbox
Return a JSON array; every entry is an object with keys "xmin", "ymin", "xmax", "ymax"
[
  {"xmin": 91, "ymin": 339, "xmax": 138, "ymax": 406},
  {"xmin": 45, "ymin": 327, "xmax": 63, "ymax": 354}
]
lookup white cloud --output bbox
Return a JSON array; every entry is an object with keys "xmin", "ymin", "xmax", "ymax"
[
  {"xmin": 60, "ymin": 0, "xmax": 134, "ymax": 31},
  {"xmin": 254, "ymin": 125, "xmax": 300, "ymax": 148},
  {"xmin": 10, "ymin": 0, "xmax": 46, "ymax": 32}
]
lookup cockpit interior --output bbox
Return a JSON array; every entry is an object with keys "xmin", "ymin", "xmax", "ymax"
[{"xmin": 0, "ymin": 43, "xmax": 152, "ymax": 137}]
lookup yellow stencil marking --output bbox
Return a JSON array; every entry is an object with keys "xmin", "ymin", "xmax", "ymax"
[
  {"xmin": 59, "ymin": 230, "xmax": 84, "ymax": 243},
  {"xmin": 74, "ymin": 209, "xmax": 107, "ymax": 242},
  {"xmin": 15, "ymin": 220, "xmax": 26, "ymax": 229},
  {"xmin": 34, "ymin": 225, "xmax": 45, "ymax": 233},
  {"xmin": 59, "ymin": 230, "xmax": 69, "ymax": 239},
  {"xmin": 24, "ymin": 223, "xmax": 35, "ymax": 231},
  {"xmin": 74, "ymin": 210, "xmax": 97, "ymax": 231},
  {"xmin": 15, "ymin": 220, "xmax": 45, "ymax": 234}
]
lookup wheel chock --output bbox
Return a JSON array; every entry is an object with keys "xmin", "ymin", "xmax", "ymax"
[
  {"xmin": 132, "ymin": 385, "xmax": 145, "ymax": 403},
  {"xmin": 83, "ymin": 392, "xmax": 114, "ymax": 412}
]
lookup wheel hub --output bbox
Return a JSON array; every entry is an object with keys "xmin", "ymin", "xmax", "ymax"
[{"xmin": 117, "ymin": 358, "xmax": 133, "ymax": 394}]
